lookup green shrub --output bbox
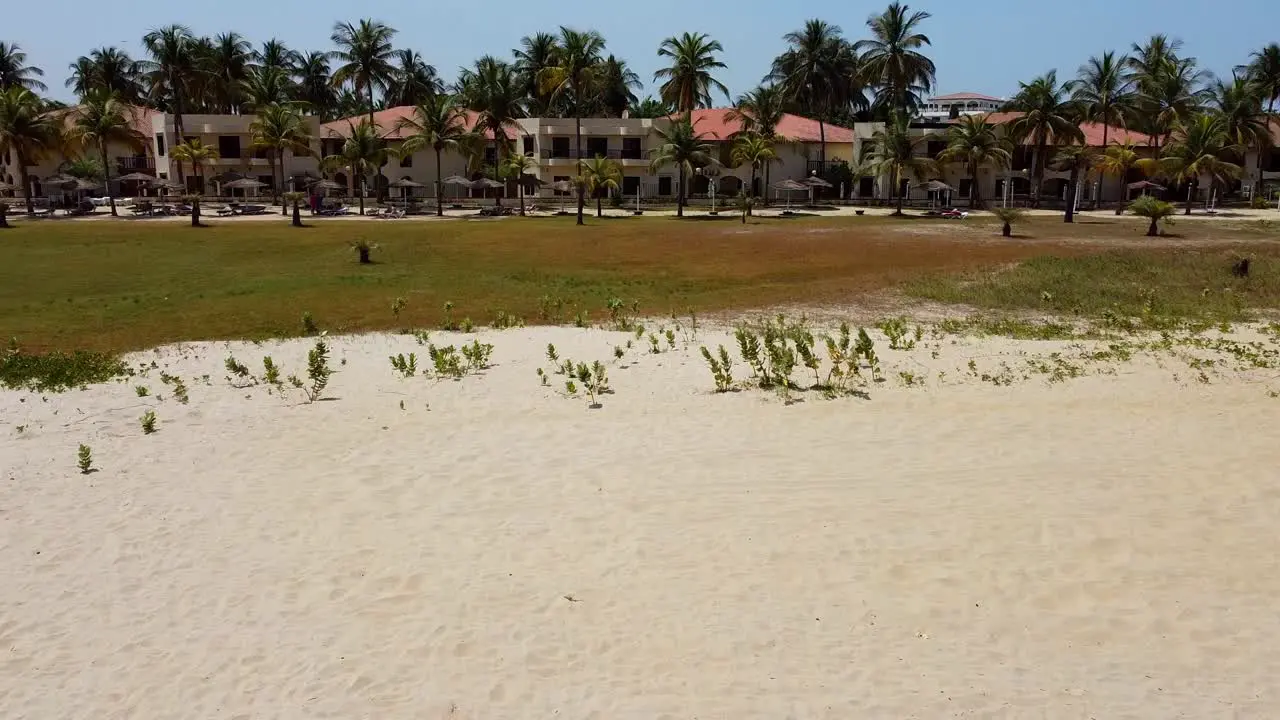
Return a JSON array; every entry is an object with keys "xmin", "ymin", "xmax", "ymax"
[
  {"xmin": 304, "ymin": 339, "xmax": 332, "ymax": 401},
  {"xmin": 461, "ymin": 340, "xmax": 493, "ymax": 371},
  {"xmin": 700, "ymin": 345, "xmax": 734, "ymax": 392},
  {"xmin": 77, "ymin": 444, "xmax": 94, "ymax": 474},
  {"xmin": 389, "ymin": 352, "xmax": 418, "ymax": 378},
  {"xmin": 140, "ymin": 410, "xmax": 157, "ymax": 434},
  {"xmin": 0, "ymin": 344, "xmax": 126, "ymax": 392}
]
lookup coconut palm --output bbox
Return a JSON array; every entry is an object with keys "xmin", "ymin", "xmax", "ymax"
[
  {"xmin": 726, "ymin": 85, "xmax": 787, "ymax": 195},
  {"xmin": 654, "ymin": 32, "xmax": 729, "ymax": 114},
  {"xmin": 386, "ymin": 49, "xmax": 443, "ymax": 107},
  {"xmin": 250, "ymin": 103, "xmax": 314, "ymax": 211},
  {"xmin": 459, "ymin": 57, "xmax": 525, "ymax": 163},
  {"xmin": 513, "ymin": 32, "xmax": 561, "ymax": 116},
  {"xmin": 730, "ymin": 133, "xmax": 777, "ymax": 208},
  {"xmin": 1068, "ymin": 50, "xmax": 1134, "ymax": 197},
  {"xmin": 205, "ymin": 32, "xmax": 253, "ymax": 113},
  {"xmin": 1097, "ymin": 141, "xmax": 1144, "ymax": 213},
  {"xmin": 395, "ymin": 93, "xmax": 477, "ymax": 216},
  {"xmin": 649, "ymin": 118, "xmax": 714, "ymax": 217},
  {"xmin": 70, "ymin": 91, "xmax": 146, "ymax": 217},
  {"xmin": 580, "ymin": 155, "xmax": 621, "ymax": 217},
  {"xmin": 66, "ymin": 58, "xmax": 97, "ymax": 100},
  {"xmin": 1209, "ymin": 75, "xmax": 1272, "ymax": 172},
  {"xmin": 989, "ymin": 207, "xmax": 1024, "ymax": 237},
  {"xmin": 241, "ymin": 66, "xmax": 296, "ymax": 113},
  {"xmin": 855, "ymin": 3, "xmax": 936, "ymax": 117},
  {"xmin": 865, "ymin": 114, "xmax": 936, "ymax": 215},
  {"xmin": 141, "ymin": 25, "xmax": 198, "ymax": 178},
  {"xmin": 1143, "ymin": 58, "xmax": 1210, "ymax": 146},
  {"xmin": 170, "ymin": 139, "xmax": 218, "ymax": 226},
  {"xmin": 504, "ymin": 152, "xmax": 538, "ymax": 216},
  {"xmin": 0, "ymin": 87, "xmax": 61, "ymax": 214},
  {"xmin": 627, "ymin": 96, "xmax": 672, "ymax": 119},
  {"xmin": 599, "ymin": 55, "xmax": 641, "ymax": 118},
  {"xmin": 1157, "ymin": 114, "xmax": 1242, "ymax": 215},
  {"xmin": 254, "ymin": 39, "xmax": 301, "ymax": 72},
  {"xmin": 1049, "ymin": 145, "xmax": 1097, "ymax": 223},
  {"xmin": 539, "ymin": 27, "xmax": 607, "ymax": 226},
  {"xmin": 769, "ymin": 20, "xmax": 851, "ymax": 166},
  {"xmin": 0, "ymin": 42, "xmax": 46, "ymax": 92},
  {"xmin": 67, "ymin": 48, "xmax": 142, "ymax": 102},
  {"xmin": 1128, "ymin": 195, "xmax": 1176, "ymax": 236},
  {"xmin": 937, "ymin": 114, "xmax": 1012, "ymax": 210},
  {"xmin": 294, "ymin": 51, "xmax": 336, "ymax": 118},
  {"xmin": 330, "ymin": 19, "xmax": 398, "ymax": 125},
  {"xmin": 321, "ymin": 119, "xmax": 386, "ymax": 216},
  {"xmin": 1004, "ymin": 71, "xmax": 1083, "ymax": 207},
  {"xmin": 1242, "ymin": 44, "xmax": 1280, "ymax": 182}
]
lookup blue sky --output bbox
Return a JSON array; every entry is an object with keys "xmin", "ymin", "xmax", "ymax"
[{"xmin": 11, "ymin": 0, "xmax": 1279, "ymax": 104}]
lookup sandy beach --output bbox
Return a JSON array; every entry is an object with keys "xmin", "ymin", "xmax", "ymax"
[{"xmin": 4, "ymin": 323, "xmax": 1280, "ymax": 718}]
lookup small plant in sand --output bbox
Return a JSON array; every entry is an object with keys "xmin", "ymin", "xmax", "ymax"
[
  {"xmin": 568, "ymin": 360, "xmax": 609, "ymax": 408},
  {"xmin": 700, "ymin": 345, "xmax": 735, "ymax": 392},
  {"xmin": 538, "ymin": 295, "xmax": 567, "ymax": 324},
  {"xmin": 224, "ymin": 354, "xmax": 255, "ymax": 388},
  {"xmin": 459, "ymin": 317, "xmax": 475, "ymax": 333},
  {"xmin": 855, "ymin": 328, "xmax": 882, "ymax": 382},
  {"xmin": 140, "ymin": 410, "xmax": 157, "ymax": 434},
  {"xmin": 77, "ymin": 444, "xmax": 94, "ymax": 474},
  {"xmin": 389, "ymin": 352, "xmax": 418, "ymax": 378},
  {"xmin": 304, "ymin": 339, "xmax": 332, "ymax": 402},
  {"xmin": 613, "ymin": 345, "xmax": 626, "ymax": 361},
  {"xmin": 877, "ymin": 317, "xmax": 921, "ymax": 350},
  {"xmin": 160, "ymin": 372, "xmax": 189, "ymax": 403},
  {"xmin": 461, "ymin": 340, "xmax": 493, "ymax": 371},
  {"xmin": 648, "ymin": 332, "xmax": 662, "ymax": 354},
  {"xmin": 350, "ymin": 238, "xmax": 377, "ymax": 264},
  {"xmin": 261, "ymin": 356, "xmax": 283, "ymax": 390},
  {"xmin": 546, "ymin": 343, "xmax": 560, "ymax": 365},
  {"xmin": 606, "ymin": 297, "xmax": 640, "ymax": 332},
  {"xmin": 490, "ymin": 310, "xmax": 524, "ymax": 329},
  {"xmin": 664, "ymin": 328, "xmax": 677, "ymax": 351},
  {"xmin": 412, "ymin": 329, "xmax": 432, "ymax": 345},
  {"xmin": 898, "ymin": 370, "xmax": 922, "ymax": 387},
  {"xmin": 301, "ymin": 311, "xmax": 319, "ymax": 336},
  {"xmin": 427, "ymin": 343, "xmax": 465, "ymax": 379},
  {"xmin": 536, "ymin": 367, "xmax": 550, "ymax": 386},
  {"xmin": 440, "ymin": 301, "xmax": 457, "ymax": 331},
  {"xmin": 391, "ymin": 296, "xmax": 408, "ymax": 319},
  {"xmin": 135, "ymin": 385, "xmax": 149, "ymax": 397},
  {"xmin": 573, "ymin": 310, "xmax": 590, "ymax": 328},
  {"xmin": 821, "ymin": 322, "xmax": 866, "ymax": 396},
  {"xmin": 633, "ymin": 324, "xmax": 646, "ymax": 342}
]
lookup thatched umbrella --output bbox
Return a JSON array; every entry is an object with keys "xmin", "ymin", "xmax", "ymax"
[
  {"xmin": 772, "ymin": 179, "xmax": 807, "ymax": 211},
  {"xmin": 388, "ymin": 177, "xmax": 425, "ymax": 203},
  {"xmin": 442, "ymin": 175, "xmax": 475, "ymax": 206},
  {"xmin": 222, "ymin": 177, "xmax": 267, "ymax": 199}
]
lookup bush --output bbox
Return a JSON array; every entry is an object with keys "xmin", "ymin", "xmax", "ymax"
[
  {"xmin": 0, "ymin": 344, "xmax": 126, "ymax": 392},
  {"xmin": 77, "ymin": 444, "xmax": 94, "ymax": 474},
  {"xmin": 304, "ymin": 339, "xmax": 332, "ymax": 401},
  {"xmin": 990, "ymin": 207, "xmax": 1025, "ymax": 237},
  {"xmin": 700, "ymin": 345, "xmax": 734, "ymax": 392}
]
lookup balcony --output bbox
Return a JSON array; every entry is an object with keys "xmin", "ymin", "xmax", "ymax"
[
  {"xmin": 539, "ymin": 148, "xmax": 645, "ymax": 162},
  {"xmin": 115, "ymin": 156, "xmax": 155, "ymax": 173}
]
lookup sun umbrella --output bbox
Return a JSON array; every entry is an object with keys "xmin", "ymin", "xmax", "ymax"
[
  {"xmin": 772, "ymin": 179, "xmax": 807, "ymax": 212},
  {"xmin": 919, "ymin": 180, "xmax": 953, "ymax": 192},
  {"xmin": 0, "ymin": 181, "xmax": 15, "ymax": 192},
  {"xmin": 803, "ymin": 175, "xmax": 833, "ymax": 188},
  {"xmin": 116, "ymin": 172, "xmax": 156, "ymax": 182},
  {"xmin": 309, "ymin": 179, "xmax": 343, "ymax": 191}
]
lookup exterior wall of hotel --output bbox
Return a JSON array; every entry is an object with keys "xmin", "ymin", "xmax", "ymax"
[{"xmin": 151, "ymin": 113, "xmax": 322, "ymax": 192}]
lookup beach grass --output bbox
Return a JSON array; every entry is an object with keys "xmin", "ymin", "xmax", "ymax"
[{"xmin": 1, "ymin": 213, "xmax": 1277, "ymax": 352}]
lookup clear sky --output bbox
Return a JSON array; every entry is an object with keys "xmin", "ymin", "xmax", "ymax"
[{"xmin": 10, "ymin": 0, "xmax": 1279, "ymax": 104}]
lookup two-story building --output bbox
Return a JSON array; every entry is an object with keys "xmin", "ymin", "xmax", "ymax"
[
  {"xmin": 149, "ymin": 112, "xmax": 322, "ymax": 193},
  {"xmin": 918, "ymin": 92, "xmax": 1005, "ymax": 122}
]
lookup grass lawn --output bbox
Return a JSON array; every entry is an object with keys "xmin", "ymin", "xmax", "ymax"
[{"xmin": 1, "ymin": 212, "xmax": 1277, "ymax": 352}]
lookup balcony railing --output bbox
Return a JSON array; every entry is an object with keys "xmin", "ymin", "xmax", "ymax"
[
  {"xmin": 540, "ymin": 148, "xmax": 644, "ymax": 161},
  {"xmin": 115, "ymin": 156, "xmax": 155, "ymax": 172}
]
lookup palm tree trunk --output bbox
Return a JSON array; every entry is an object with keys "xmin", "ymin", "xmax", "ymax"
[
  {"xmin": 518, "ymin": 176, "xmax": 525, "ymax": 217},
  {"xmin": 893, "ymin": 168, "xmax": 903, "ymax": 216},
  {"xmin": 1185, "ymin": 179, "xmax": 1195, "ymax": 215},
  {"xmin": 596, "ymin": 193, "xmax": 602, "ymax": 218},
  {"xmin": 359, "ymin": 173, "xmax": 366, "ymax": 215},
  {"xmin": 99, "ymin": 142, "xmax": 118, "ymax": 217},
  {"xmin": 1147, "ymin": 217, "xmax": 1158, "ymax": 236},
  {"xmin": 1262, "ymin": 99, "xmax": 1275, "ymax": 186},
  {"xmin": 435, "ymin": 148, "xmax": 444, "ymax": 217},
  {"xmin": 969, "ymin": 160, "xmax": 982, "ymax": 210},
  {"xmin": 749, "ymin": 166, "xmax": 757, "ymax": 216},
  {"xmin": 1064, "ymin": 167, "xmax": 1078, "ymax": 223},
  {"xmin": 269, "ymin": 152, "xmax": 282, "ymax": 216},
  {"xmin": 818, "ymin": 119, "xmax": 827, "ymax": 170},
  {"xmin": 17, "ymin": 151, "xmax": 33, "ymax": 215},
  {"xmin": 575, "ymin": 114, "xmax": 585, "ymax": 226},
  {"xmin": 173, "ymin": 98, "xmax": 186, "ymax": 185},
  {"xmin": 677, "ymin": 165, "xmax": 685, "ymax": 218},
  {"xmin": 0, "ymin": 203, "xmax": 8, "ymax": 228},
  {"xmin": 1096, "ymin": 122, "xmax": 1109, "ymax": 210},
  {"xmin": 368, "ymin": 86, "xmax": 384, "ymax": 203},
  {"xmin": 1032, "ymin": 139, "xmax": 1046, "ymax": 209}
]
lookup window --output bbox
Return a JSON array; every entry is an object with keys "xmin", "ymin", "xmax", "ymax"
[
  {"xmin": 858, "ymin": 176, "xmax": 875, "ymax": 197},
  {"xmin": 218, "ymin": 136, "xmax": 241, "ymax": 158},
  {"xmin": 586, "ymin": 137, "xmax": 608, "ymax": 158},
  {"xmin": 483, "ymin": 146, "xmax": 497, "ymax": 166},
  {"xmin": 553, "ymin": 175, "xmax": 570, "ymax": 196},
  {"xmin": 522, "ymin": 136, "xmax": 534, "ymax": 155},
  {"xmin": 400, "ymin": 152, "xmax": 413, "ymax": 168},
  {"xmin": 959, "ymin": 178, "xmax": 973, "ymax": 199},
  {"xmin": 622, "ymin": 176, "xmax": 640, "ymax": 195},
  {"xmin": 622, "ymin": 137, "xmax": 642, "ymax": 160},
  {"xmin": 657, "ymin": 176, "xmax": 673, "ymax": 196},
  {"xmin": 258, "ymin": 175, "xmax": 274, "ymax": 189},
  {"xmin": 552, "ymin": 137, "xmax": 570, "ymax": 158},
  {"xmin": 926, "ymin": 140, "xmax": 946, "ymax": 158},
  {"xmin": 155, "ymin": 133, "xmax": 166, "ymax": 156}
]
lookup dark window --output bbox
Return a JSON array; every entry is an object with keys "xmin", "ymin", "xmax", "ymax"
[
  {"xmin": 155, "ymin": 133, "xmax": 165, "ymax": 156},
  {"xmin": 258, "ymin": 175, "xmax": 274, "ymax": 188},
  {"xmin": 622, "ymin": 176, "xmax": 640, "ymax": 195},
  {"xmin": 483, "ymin": 147, "xmax": 497, "ymax": 166},
  {"xmin": 622, "ymin": 137, "xmax": 642, "ymax": 160},
  {"xmin": 400, "ymin": 152, "xmax": 412, "ymax": 168},
  {"xmin": 252, "ymin": 146, "xmax": 270, "ymax": 160},
  {"xmin": 1266, "ymin": 149, "xmax": 1280, "ymax": 173},
  {"xmin": 586, "ymin": 137, "xmax": 608, "ymax": 158},
  {"xmin": 858, "ymin": 176, "xmax": 875, "ymax": 197},
  {"xmin": 658, "ymin": 176, "xmax": 673, "ymax": 196},
  {"xmin": 553, "ymin": 175, "xmax": 570, "ymax": 196},
  {"xmin": 994, "ymin": 178, "xmax": 1005, "ymax": 199},
  {"xmin": 552, "ymin": 137, "xmax": 570, "ymax": 158},
  {"xmin": 926, "ymin": 140, "xmax": 946, "ymax": 159},
  {"xmin": 1012, "ymin": 147, "xmax": 1033, "ymax": 170},
  {"xmin": 218, "ymin": 136, "xmax": 241, "ymax": 158},
  {"xmin": 522, "ymin": 136, "xmax": 534, "ymax": 154},
  {"xmin": 948, "ymin": 105, "xmax": 960, "ymax": 120},
  {"xmin": 183, "ymin": 136, "xmax": 197, "ymax": 147},
  {"xmin": 959, "ymin": 178, "xmax": 973, "ymax": 198}
]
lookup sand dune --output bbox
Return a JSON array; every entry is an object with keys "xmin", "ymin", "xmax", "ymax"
[{"xmin": 3, "ymin": 325, "xmax": 1280, "ymax": 718}]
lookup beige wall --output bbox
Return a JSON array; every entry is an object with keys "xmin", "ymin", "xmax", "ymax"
[{"xmin": 153, "ymin": 113, "xmax": 322, "ymax": 192}]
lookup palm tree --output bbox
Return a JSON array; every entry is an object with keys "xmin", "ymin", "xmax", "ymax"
[
  {"xmin": 250, "ymin": 103, "xmax": 314, "ymax": 212},
  {"xmin": 0, "ymin": 87, "xmax": 61, "ymax": 214},
  {"xmin": 142, "ymin": 25, "xmax": 197, "ymax": 180},
  {"xmin": 580, "ymin": 155, "xmax": 621, "ymax": 217},
  {"xmin": 254, "ymin": 39, "xmax": 301, "ymax": 72},
  {"xmin": 70, "ymin": 91, "xmax": 146, "ymax": 217},
  {"xmin": 1049, "ymin": 145, "xmax": 1097, "ymax": 223},
  {"xmin": 539, "ymin": 27, "xmax": 606, "ymax": 226},
  {"xmin": 1097, "ymin": 141, "xmax": 1143, "ymax": 213},
  {"xmin": 459, "ymin": 57, "xmax": 525, "ymax": 168},
  {"xmin": 1129, "ymin": 195, "xmax": 1176, "ymax": 236},
  {"xmin": 395, "ymin": 94, "xmax": 476, "ymax": 216},
  {"xmin": 1242, "ymin": 44, "xmax": 1280, "ymax": 183},
  {"xmin": 294, "ymin": 52, "xmax": 336, "ymax": 118},
  {"xmin": 649, "ymin": 118, "xmax": 714, "ymax": 217},
  {"xmin": 937, "ymin": 115, "xmax": 1012, "ymax": 210},
  {"xmin": 654, "ymin": 32, "xmax": 729, "ymax": 114},
  {"xmin": 322, "ymin": 119, "xmax": 386, "ymax": 216},
  {"xmin": 0, "ymin": 42, "xmax": 47, "ymax": 92},
  {"xmin": 1004, "ymin": 71, "xmax": 1083, "ymax": 207},
  {"xmin": 769, "ymin": 20, "xmax": 850, "ymax": 166},
  {"xmin": 989, "ymin": 207, "xmax": 1025, "ymax": 237},
  {"xmin": 206, "ymin": 32, "xmax": 253, "ymax": 113},
  {"xmin": 1069, "ymin": 50, "xmax": 1133, "ymax": 207},
  {"xmin": 513, "ymin": 32, "xmax": 561, "ymax": 116},
  {"xmin": 1158, "ymin": 114, "xmax": 1242, "ymax": 215},
  {"xmin": 387, "ymin": 49, "xmax": 443, "ymax": 107},
  {"xmin": 504, "ymin": 152, "xmax": 538, "ymax": 216},
  {"xmin": 727, "ymin": 85, "xmax": 787, "ymax": 195},
  {"xmin": 599, "ymin": 56, "xmax": 641, "ymax": 118},
  {"xmin": 1144, "ymin": 59, "xmax": 1210, "ymax": 147},
  {"xmin": 67, "ymin": 57, "xmax": 97, "ymax": 99},
  {"xmin": 170, "ymin": 138, "xmax": 218, "ymax": 226},
  {"xmin": 865, "ymin": 114, "xmax": 936, "ymax": 215},
  {"xmin": 627, "ymin": 96, "xmax": 672, "ymax": 118},
  {"xmin": 241, "ymin": 67, "xmax": 295, "ymax": 113},
  {"xmin": 855, "ymin": 3, "xmax": 936, "ymax": 117},
  {"xmin": 1209, "ymin": 74, "xmax": 1272, "ymax": 187},
  {"xmin": 730, "ymin": 133, "xmax": 777, "ymax": 208},
  {"xmin": 330, "ymin": 19, "xmax": 398, "ymax": 200},
  {"xmin": 67, "ymin": 48, "xmax": 142, "ymax": 102}
]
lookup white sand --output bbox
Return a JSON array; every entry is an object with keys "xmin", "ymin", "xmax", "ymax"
[{"xmin": 3, "ymin": 324, "xmax": 1280, "ymax": 718}]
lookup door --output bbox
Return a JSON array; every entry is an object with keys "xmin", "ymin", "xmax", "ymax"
[
  {"xmin": 622, "ymin": 176, "xmax": 641, "ymax": 196},
  {"xmin": 658, "ymin": 176, "xmax": 672, "ymax": 196}
]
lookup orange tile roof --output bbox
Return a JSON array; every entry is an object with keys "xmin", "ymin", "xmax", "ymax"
[
  {"xmin": 958, "ymin": 111, "xmax": 1157, "ymax": 147},
  {"xmin": 321, "ymin": 107, "xmax": 501, "ymax": 141},
  {"xmin": 930, "ymin": 92, "xmax": 1003, "ymax": 102},
  {"xmin": 50, "ymin": 103, "xmax": 157, "ymax": 148},
  {"xmin": 686, "ymin": 108, "xmax": 855, "ymax": 143}
]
